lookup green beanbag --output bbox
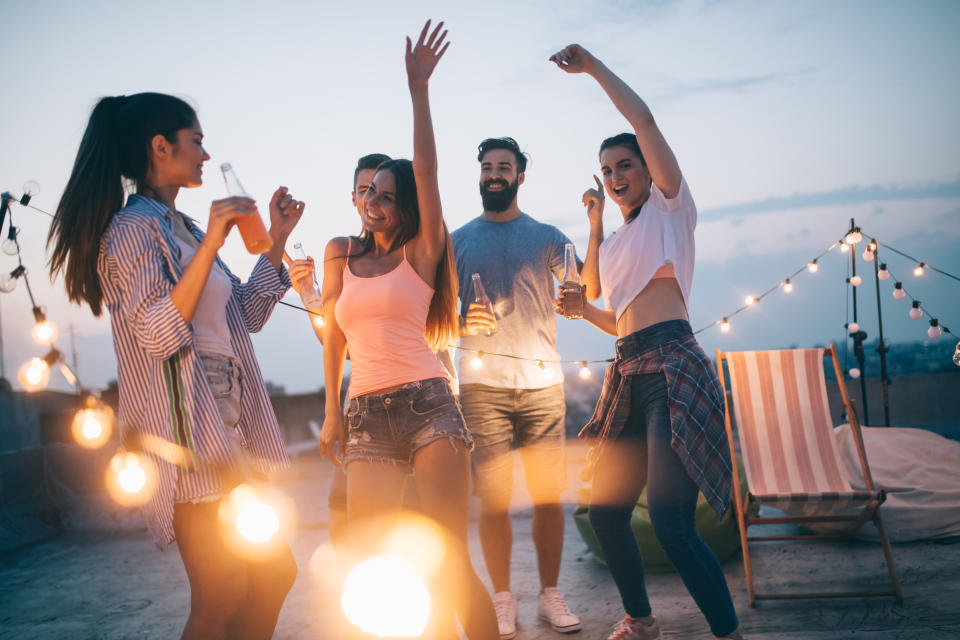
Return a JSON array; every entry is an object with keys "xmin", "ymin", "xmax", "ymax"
[{"xmin": 573, "ymin": 458, "xmax": 753, "ymax": 573}]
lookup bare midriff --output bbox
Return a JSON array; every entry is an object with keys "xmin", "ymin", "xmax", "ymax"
[{"xmin": 616, "ymin": 277, "xmax": 688, "ymax": 338}]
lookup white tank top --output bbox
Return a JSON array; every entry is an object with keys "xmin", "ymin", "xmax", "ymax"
[
  {"xmin": 599, "ymin": 176, "xmax": 697, "ymax": 320},
  {"xmin": 173, "ymin": 234, "xmax": 235, "ymax": 358}
]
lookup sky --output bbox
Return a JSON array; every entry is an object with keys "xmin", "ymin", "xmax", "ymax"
[{"xmin": 1, "ymin": 0, "xmax": 958, "ymax": 393}]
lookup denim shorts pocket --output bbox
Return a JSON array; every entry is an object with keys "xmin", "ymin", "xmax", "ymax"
[
  {"xmin": 409, "ymin": 391, "xmax": 451, "ymax": 416},
  {"xmin": 345, "ymin": 400, "xmax": 363, "ymax": 430},
  {"xmin": 205, "ymin": 370, "xmax": 233, "ymax": 398}
]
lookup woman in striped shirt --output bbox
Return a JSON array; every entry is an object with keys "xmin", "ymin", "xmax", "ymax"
[{"xmin": 48, "ymin": 93, "xmax": 307, "ymax": 640}]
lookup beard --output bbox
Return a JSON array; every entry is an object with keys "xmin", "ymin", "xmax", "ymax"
[{"xmin": 479, "ymin": 178, "xmax": 520, "ymax": 213}]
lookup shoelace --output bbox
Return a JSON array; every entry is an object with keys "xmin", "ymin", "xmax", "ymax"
[
  {"xmin": 542, "ymin": 593, "xmax": 573, "ymax": 616},
  {"xmin": 494, "ymin": 599, "xmax": 514, "ymax": 624},
  {"xmin": 608, "ymin": 616, "xmax": 651, "ymax": 640}
]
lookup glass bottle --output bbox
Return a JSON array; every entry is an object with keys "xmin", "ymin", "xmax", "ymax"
[
  {"xmin": 292, "ymin": 242, "xmax": 323, "ymax": 308},
  {"xmin": 471, "ymin": 273, "xmax": 497, "ymax": 336},
  {"xmin": 560, "ymin": 243, "xmax": 584, "ymax": 319},
  {"xmin": 221, "ymin": 163, "xmax": 273, "ymax": 254}
]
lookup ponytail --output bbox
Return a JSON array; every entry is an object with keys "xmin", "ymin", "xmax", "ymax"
[{"xmin": 47, "ymin": 93, "xmax": 196, "ymax": 316}]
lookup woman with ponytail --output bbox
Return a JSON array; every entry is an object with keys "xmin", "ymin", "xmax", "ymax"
[
  {"xmin": 317, "ymin": 22, "xmax": 497, "ymax": 638},
  {"xmin": 48, "ymin": 92, "xmax": 307, "ymax": 639}
]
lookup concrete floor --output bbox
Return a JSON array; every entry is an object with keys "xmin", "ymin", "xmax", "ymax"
[{"xmin": 1, "ymin": 450, "xmax": 959, "ymax": 640}]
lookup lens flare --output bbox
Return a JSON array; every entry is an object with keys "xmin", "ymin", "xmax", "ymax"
[
  {"xmin": 342, "ymin": 555, "xmax": 431, "ymax": 637},
  {"xmin": 312, "ymin": 314, "xmax": 325, "ymax": 329},
  {"xmin": 105, "ymin": 451, "xmax": 157, "ymax": 506}
]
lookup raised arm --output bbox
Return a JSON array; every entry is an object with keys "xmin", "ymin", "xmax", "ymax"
[
  {"xmin": 580, "ymin": 175, "xmax": 604, "ymax": 301},
  {"xmin": 550, "ymin": 44, "xmax": 682, "ymax": 199},
  {"xmin": 406, "ymin": 19, "xmax": 450, "ymax": 266}
]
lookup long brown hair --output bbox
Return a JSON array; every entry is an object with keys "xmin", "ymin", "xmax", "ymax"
[
  {"xmin": 350, "ymin": 159, "xmax": 459, "ymax": 351},
  {"xmin": 47, "ymin": 93, "xmax": 197, "ymax": 316}
]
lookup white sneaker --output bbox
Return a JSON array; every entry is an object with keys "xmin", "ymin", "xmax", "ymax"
[
  {"xmin": 537, "ymin": 586, "xmax": 582, "ymax": 633},
  {"xmin": 493, "ymin": 591, "xmax": 518, "ymax": 639}
]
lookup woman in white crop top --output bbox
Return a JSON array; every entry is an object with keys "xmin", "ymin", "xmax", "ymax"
[
  {"xmin": 552, "ymin": 45, "xmax": 744, "ymax": 640},
  {"xmin": 317, "ymin": 21, "xmax": 497, "ymax": 638}
]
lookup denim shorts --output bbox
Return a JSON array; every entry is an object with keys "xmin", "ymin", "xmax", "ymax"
[
  {"xmin": 459, "ymin": 383, "xmax": 567, "ymax": 500},
  {"xmin": 343, "ymin": 377, "xmax": 473, "ymax": 471}
]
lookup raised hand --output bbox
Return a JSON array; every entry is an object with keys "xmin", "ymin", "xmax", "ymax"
[
  {"xmin": 288, "ymin": 257, "xmax": 316, "ymax": 296},
  {"xmin": 268, "ymin": 186, "xmax": 306, "ymax": 241},
  {"xmin": 405, "ymin": 19, "xmax": 450, "ymax": 88},
  {"xmin": 582, "ymin": 174, "xmax": 605, "ymax": 225},
  {"xmin": 548, "ymin": 43, "xmax": 598, "ymax": 74}
]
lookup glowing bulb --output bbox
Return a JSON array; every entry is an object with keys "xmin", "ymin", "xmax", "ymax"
[
  {"xmin": 744, "ymin": 295, "xmax": 757, "ymax": 306},
  {"xmin": 32, "ymin": 319, "xmax": 58, "ymax": 344},
  {"xmin": 225, "ymin": 484, "xmax": 281, "ymax": 544},
  {"xmin": 808, "ymin": 260, "xmax": 819, "ymax": 273},
  {"xmin": 105, "ymin": 450, "xmax": 157, "ymax": 506},
  {"xmin": 72, "ymin": 401, "xmax": 114, "ymax": 449},
  {"xmin": 862, "ymin": 249, "xmax": 874, "ymax": 262},
  {"xmin": 849, "ymin": 275, "xmax": 862, "ymax": 287},
  {"xmin": 311, "ymin": 313, "xmax": 325, "ymax": 329},
  {"xmin": 848, "ymin": 322, "xmax": 860, "ymax": 333},
  {"xmin": 928, "ymin": 320, "xmax": 942, "ymax": 339},
  {"xmin": 578, "ymin": 361, "xmax": 591, "ymax": 379},
  {"xmin": 17, "ymin": 357, "xmax": 50, "ymax": 391},
  {"xmin": 844, "ymin": 229, "xmax": 862, "ymax": 245},
  {"xmin": 470, "ymin": 351, "xmax": 484, "ymax": 370},
  {"xmin": 848, "ymin": 367, "xmax": 861, "ymax": 379},
  {"xmin": 913, "ymin": 263, "xmax": 925, "ymax": 277},
  {"xmin": 840, "ymin": 242, "xmax": 850, "ymax": 253},
  {"xmin": 783, "ymin": 279, "xmax": 793, "ymax": 293},
  {"xmin": 538, "ymin": 360, "xmax": 551, "ymax": 377},
  {"xmin": 0, "ymin": 273, "xmax": 16, "ymax": 293},
  {"xmin": 892, "ymin": 283, "xmax": 905, "ymax": 300},
  {"xmin": 909, "ymin": 301, "xmax": 922, "ymax": 320},
  {"xmin": 341, "ymin": 555, "xmax": 431, "ymax": 638},
  {"xmin": 720, "ymin": 317, "xmax": 730, "ymax": 332},
  {"xmin": 878, "ymin": 263, "xmax": 890, "ymax": 280}
]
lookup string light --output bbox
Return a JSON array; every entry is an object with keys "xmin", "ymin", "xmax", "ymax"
[
  {"xmin": 578, "ymin": 361, "xmax": 591, "ymax": 379},
  {"xmin": 862, "ymin": 247, "xmax": 874, "ymax": 262},
  {"xmin": 17, "ymin": 357, "xmax": 50, "ymax": 391},
  {"xmin": 808, "ymin": 259, "xmax": 819, "ymax": 273},
  {"xmin": 71, "ymin": 396, "xmax": 115, "ymax": 449},
  {"xmin": 909, "ymin": 301, "xmax": 922, "ymax": 320},
  {"xmin": 848, "ymin": 275, "xmax": 862, "ymax": 287},
  {"xmin": 848, "ymin": 367, "xmax": 861, "ymax": 379},
  {"xmin": 470, "ymin": 351, "xmax": 484, "ymax": 370},
  {"xmin": 0, "ymin": 265, "xmax": 26, "ymax": 293},
  {"xmin": 893, "ymin": 282, "xmax": 905, "ymax": 300},
  {"xmin": 878, "ymin": 263, "xmax": 890, "ymax": 280},
  {"xmin": 847, "ymin": 322, "xmax": 860, "ymax": 333},
  {"xmin": 840, "ymin": 241, "xmax": 850, "ymax": 253},
  {"xmin": 105, "ymin": 450, "xmax": 157, "ymax": 506},
  {"xmin": 1, "ymin": 225, "xmax": 19, "ymax": 255},
  {"xmin": 783, "ymin": 278, "xmax": 793, "ymax": 293},
  {"xmin": 311, "ymin": 313, "xmax": 324, "ymax": 329},
  {"xmin": 720, "ymin": 317, "xmax": 730, "ymax": 332},
  {"xmin": 31, "ymin": 307, "xmax": 58, "ymax": 344},
  {"xmin": 844, "ymin": 228, "xmax": 862, "ymax": 245},
  {"xmin": 914, "ymin": 262, "xmax": 925, "ymax": 277},
  {"xmin": 928, "ymin": 319, "xmax": 943, "ymax": 339},
  {"xmin": 744, "ymin": 295, "xmax": 757, "ymax": 305}
]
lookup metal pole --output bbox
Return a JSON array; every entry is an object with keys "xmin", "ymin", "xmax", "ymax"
[
  {"xmin": 871, "ymin": 245, "xmax": 891, "ymax": 425},
  {"xmin": 849, "ymin": 218, "xmax": 869, "ymax": 425}
]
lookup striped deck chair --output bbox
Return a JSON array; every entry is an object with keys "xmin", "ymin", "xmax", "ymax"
[{"xmin": 716, "ymin": 345, "xmax": 903, "ymax": 605}]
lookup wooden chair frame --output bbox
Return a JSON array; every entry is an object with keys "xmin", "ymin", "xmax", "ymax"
[{"xmin": 716, "ymin": 344, "xmax": 903, "ymax": 605}]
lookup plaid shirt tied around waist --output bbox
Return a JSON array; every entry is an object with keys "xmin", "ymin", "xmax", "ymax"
[{"xmin": 580, "ymin": 327, "xmax": 732, "ymax": 518}]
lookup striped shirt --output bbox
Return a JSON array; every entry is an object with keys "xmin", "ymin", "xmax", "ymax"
[{"xmin": 98, "ymin": 194, "xmax": 291, "ymax": 549}]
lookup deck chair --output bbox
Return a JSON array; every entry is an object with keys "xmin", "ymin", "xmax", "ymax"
[{"xmin": 716, "ymin": 345, "xmax": 903, "ymax": 605}]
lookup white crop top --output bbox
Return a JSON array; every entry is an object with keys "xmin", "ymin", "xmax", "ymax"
[{"xmin": 599, "ymin": 176, "xmax": 697, "ymax": 319}]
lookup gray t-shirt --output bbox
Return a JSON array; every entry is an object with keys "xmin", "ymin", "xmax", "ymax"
[{"xmin": 452, "ymin": 213, "xmax": 575, "ymax": 389}]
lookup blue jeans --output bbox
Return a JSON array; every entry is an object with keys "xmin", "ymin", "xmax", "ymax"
[{"xmin": 588, "ymin": 371, "xmax": 738, "ymax": 637}]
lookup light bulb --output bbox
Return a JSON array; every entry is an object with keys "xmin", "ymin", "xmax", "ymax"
[
  {"xmin": 22, "ymin": 180, "xmax": 40, "ymax": 197},
  {"xmin": 32, "ymin": 319, "xmax": 58, "ymax": 344},
  {"xmin": 311, "ymin": 313, "xmax": 325, "ymax": 329},
  {"xmin": 744, "ymin": 295, "xmax": 756, "ymax": 305},
  {"xmin": 909, "ymin": 301, "xmax": 922, "ymax": 320},
  {"xmin": 0, "ymin": 272, "xmax": 16, "ymax": 293},
  {"xmin": 848, "ymin": 367, "xmax": 861, "ymax": 379},
  {"xmin": 844, "ymin": 229, "xmax": 862, "ymax": 245},
  {"xmin": 849, "ymin": 275, "xmax": 862, "ymax": 287},
  {"xmin": 470, "ymin": 352, "xmax": 484, "ymax": 370},
  {"xmin": 578, "ymin": 361, "xmax": 591, "ymax": 379},
  {"xmin": 106, "ymin": 451, "xmax": 157, "ymax": 506},
  {"xmin": 892, "ymin": 283, "xmax": 905, "ymax": 300},
  {"xmin": 913, "ymin": 263, "xmax": 925, "ymax": 277},
  {"xmin": 848, "ymin": 322, "xmax": 860, "ymax": 333},
  {"xmin": 783, "ymin": 279, "xmax": 793, "ymax": 293},
  {"xmin": 72, "ymin": 401, "xmax": 114, "ymax": 449},
  {"xmin": 928, "ymin": 320, "xmax": 942, "ymax": 339},
  {"xmin": 862, "ymin": 249, "xmax": 874, "ymax": 262},
  {"xmin": 720, "ymin": 317, "xmax": 730, "ymax": 332},
  {"xmin": 1, "ymin": 227, "xmax": 19, "ymax": 256},
  {"xmin": 840, "ymin": 242, "xmax": 850, "ymax": 253},
  {"xmin": 878, "ymin": 263, "xmax": 890, "ymax": 280},
  {"xmin": 537, "ymin": 360, "xmax": 550, "ymax": 377},
  {"xmin": 17, "ymin": 357, "xmax": 51, "ymax": 391},
  {"xmin": 808, "ymin": 260, "xmax": 819, "ymax": 273}
]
